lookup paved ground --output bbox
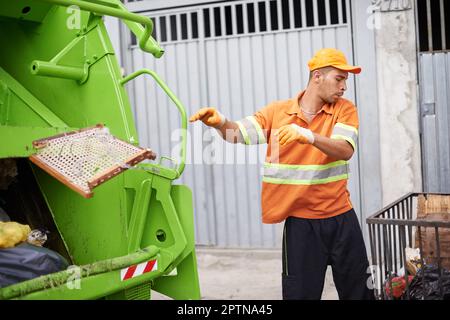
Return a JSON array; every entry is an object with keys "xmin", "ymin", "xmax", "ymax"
[{"xmin": 152, "ymin": 248, "xmax": 339, "ymax": 300}]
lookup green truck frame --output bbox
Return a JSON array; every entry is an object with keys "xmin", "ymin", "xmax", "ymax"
[{"xmin": 0, "ymin": 0, "xmax": 200, "ymax": 300}]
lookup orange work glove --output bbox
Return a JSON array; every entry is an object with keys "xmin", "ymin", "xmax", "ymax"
[
  {"xmin": 189, "ymin": 107, "xmax": 226, "ymax": 129},
  {"xmin": 276, "ymin": 124, "xmax": 315, "ymax": 146}
]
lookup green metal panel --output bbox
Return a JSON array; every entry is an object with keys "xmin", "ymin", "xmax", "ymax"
[
  {"xmin": 0, "ymin": 67, "xmax": 68, "ymax": 127},
  {"xmin": 0, "ymin": 0, "xmax": 53, "ymax": 23},
  {"xmin": 0, "ymin": 126, "xmax": 75, "ymax": 158}
]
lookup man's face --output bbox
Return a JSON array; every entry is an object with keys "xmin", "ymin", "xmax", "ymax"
[{"xmin": 315, "ymin": 68, "xmax": 349, "ymax": 104}]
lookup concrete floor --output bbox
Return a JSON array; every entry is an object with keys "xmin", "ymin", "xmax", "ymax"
[{"xmin": 153, "ymin": 248, "xmax": 339, "ymax": 300}]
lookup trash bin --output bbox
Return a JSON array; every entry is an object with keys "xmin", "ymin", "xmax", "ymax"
[{"xmin": 366, "ymin": 193, "xmax": 450, "ymax": 300}]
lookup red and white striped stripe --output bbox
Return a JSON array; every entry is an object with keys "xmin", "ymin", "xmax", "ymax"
[{"xmin": 120, "ymin": 259, "xmax": 158, "ymax": 281}]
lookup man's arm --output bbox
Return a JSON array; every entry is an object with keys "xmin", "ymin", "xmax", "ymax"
[
  {"xmin": 215, "ymin": 120, "xmax": 243, "ymax": 144},
  {"xmin": 277, "ymin": 124, "xmax": 355, "ymax": 161},
  {"xmin": 312, "ymin": 134, "xmax": 354, "ymax": 161},
  {"xmin": 189, "ymin": 107, "xmax": 243, "ymax": 144}
]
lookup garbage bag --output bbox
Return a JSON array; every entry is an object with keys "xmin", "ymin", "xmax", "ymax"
[
  {"xmin": 0, "ymin": 206, "xmax": 10, "ymax": 222},
  {"xmin": 409, "ymin": 264, "xmax": 450, "ymax": 300},
  {"xmin": 0, "ymin": 243, "xmax": 69, "ymax": 288}
]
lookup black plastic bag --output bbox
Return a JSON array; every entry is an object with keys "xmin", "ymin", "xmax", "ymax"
[
  {"xmin": 409, "ymin": 264, "xmax": 450, "ymax": 300},
  {"xmin": 0, "ymin": 243, "xmax": 69, "ymax": 288},
  {"xmin": 0, "ymin": 206, "xmax": 69, "ymax": 289},
  {"xmin": 0, "ymin": 206, "xmax": 10, "ymax": 222}
]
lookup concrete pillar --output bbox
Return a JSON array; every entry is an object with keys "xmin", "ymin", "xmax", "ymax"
[{"xmin": 373, "ymin": 3, "xmax": 422, "ymax": 205}]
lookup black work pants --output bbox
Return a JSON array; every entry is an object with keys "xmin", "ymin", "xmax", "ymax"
[{"xmin": 282, "ymin": 209, "xmax": 375, "ymax": 300}]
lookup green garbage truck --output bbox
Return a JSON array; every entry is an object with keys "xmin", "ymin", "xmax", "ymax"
[{"xmin": 0, "ymin": 0, "xmax": 201, "ymax": 300}]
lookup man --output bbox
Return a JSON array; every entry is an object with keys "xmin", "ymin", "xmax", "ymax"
[{"xmin": 190, "ymin": 48, "xmax": 374, "ymax": 300}]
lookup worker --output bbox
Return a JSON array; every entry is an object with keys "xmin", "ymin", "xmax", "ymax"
[{"xmin": 190, "ymin": 48, "xmax": 374, "ymax": 300}]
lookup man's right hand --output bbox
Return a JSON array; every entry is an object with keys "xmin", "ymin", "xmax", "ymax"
[{"xmin": 189, "ymin": 107, "xmax": 226, "ymax": 128}]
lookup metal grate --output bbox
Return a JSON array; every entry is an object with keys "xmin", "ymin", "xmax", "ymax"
[
  {"xmin": 124, "ymin": 282, "xmax": 152, "ymax": 300},
  {"xmin": 130, "ymin": 0, "xmax": 349, "ymax": 45},
  {"xmin": 29, "ymin": 125, "xmax": 156, "ymax": 198},
  {"xmin": 367, "ymin": 193, "xmax": 450, "ymax": 300},
  {"xmin": 417, "ymin": 0, "xmax": 450, "ymax": 52}
]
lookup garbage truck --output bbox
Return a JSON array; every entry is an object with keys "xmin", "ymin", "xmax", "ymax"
[{"xmin": 0, "ymin": 0, "xmax": 201, "ymax": 300}]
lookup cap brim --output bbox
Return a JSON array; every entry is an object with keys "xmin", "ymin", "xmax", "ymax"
[{"xmin": 334, "ymin": 64, "xmax": 362, "ymax": 74}]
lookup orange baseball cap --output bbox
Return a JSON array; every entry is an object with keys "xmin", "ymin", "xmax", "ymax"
[{"xmin": 308, "ymin": 48, "xmax": 361, "ymax": 74}]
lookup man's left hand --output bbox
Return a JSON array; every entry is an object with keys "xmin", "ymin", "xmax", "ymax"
[{"xmin": 276, "ymin": 124, "xmax": 315, "ymax": 146}]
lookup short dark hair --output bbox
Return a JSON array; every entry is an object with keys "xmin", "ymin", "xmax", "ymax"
[{"xmin": 308, "ymin": 66, "xmax": 335, "ymax": 82}]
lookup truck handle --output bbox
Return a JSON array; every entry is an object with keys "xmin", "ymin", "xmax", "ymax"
[
  {"xmin": 120, "ymin": 69, "xmax": 187, "ymax": 178},
  {"xmin": 35, "ymin": 0, "xmax": 164, "ymax": 58}
]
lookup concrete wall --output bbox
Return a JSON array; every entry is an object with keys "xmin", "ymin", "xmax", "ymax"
[
  {"xmin": 351, "ymin": 0, "xmax": 383, "ymax": 225},
  {"xmin": 374, "ymin": 4, "xmax": 422, "ymax": 206}
]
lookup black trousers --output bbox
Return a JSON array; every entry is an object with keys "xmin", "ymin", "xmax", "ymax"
[{"xmin": 282, "ymin": 209, "xmax": 375, "ymax": 300}]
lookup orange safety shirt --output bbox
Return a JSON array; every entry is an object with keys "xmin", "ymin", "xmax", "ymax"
[{"xmin": 236, "ymin": 91, "xmax": 359, "ymax": 224}]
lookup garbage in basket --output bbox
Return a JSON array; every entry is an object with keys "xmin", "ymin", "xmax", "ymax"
[
  {"xmin": 409, "ymin": 264, "xmax": 450, "ymax": 300},
  {"xmin": 367, "ymin": 193, "xmax": 450, "ymax": 300}
]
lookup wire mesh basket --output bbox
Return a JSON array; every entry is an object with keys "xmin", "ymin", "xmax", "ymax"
[
  {"xmin": 366, "ymin": 193, "xmax": 450, "ymax": 300},
  {"xmin": 29, "ymin": 124, "xmax": 156, "ymax": 198}
]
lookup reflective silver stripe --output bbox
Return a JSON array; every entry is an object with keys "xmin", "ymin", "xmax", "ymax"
[
  {"xmin": 236, "ymin": 116, "xmax": 266, "ymax": 145},
  {"xmin": 247, "ymin": 116, "xmax": 266, "ymax": 144},
  {"xmin": 263, "ymin": 161, "xmax": 350, "ymax": 185},
  {"xmin": 236, "ymin": 120, "xmax": 250, "ymax": 145},
  {"xmin": 331, "ymin": 123, "xmax": 358, "ymax": 149}
]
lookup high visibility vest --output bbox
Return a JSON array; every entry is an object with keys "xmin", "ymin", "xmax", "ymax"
[{"xmin": 236, "ymin": 91, "xmax": 359, "ymax": 223}]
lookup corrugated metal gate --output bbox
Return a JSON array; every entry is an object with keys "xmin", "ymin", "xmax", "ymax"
[
  {"xmin": 123, "ymin": 0, "xmax": 360, "ymax": 248},
  {"xmin": 419, "ymin": 53, "xmax": 450, "ymax": 192},
  {"xmin": 417, "ymin": 0, "xmax": 450, "ymax": 193}
]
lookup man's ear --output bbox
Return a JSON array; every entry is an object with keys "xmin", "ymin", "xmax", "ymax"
[{"xmin": 312, "ymin": 70, "xmax": 322, "ymax": 83}]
